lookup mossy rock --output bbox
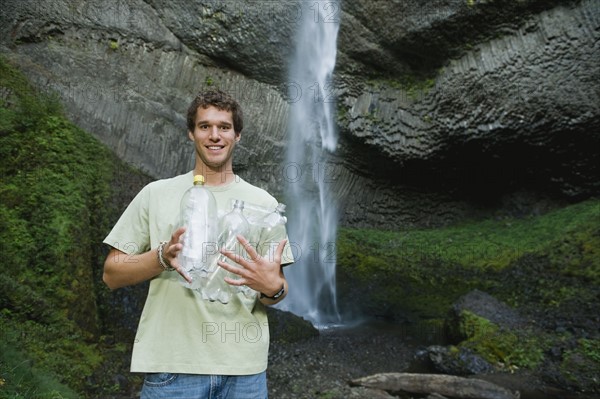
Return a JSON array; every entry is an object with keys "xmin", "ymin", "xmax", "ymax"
[
  {"xmin": 446, "ymin": 289, "xmax": 525, "ymax": 343},
  {"xmin": 267, "ymin": 307, "xmax": 319, "ymax": 343}
]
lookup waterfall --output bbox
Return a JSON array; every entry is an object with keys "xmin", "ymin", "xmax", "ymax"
[{"xmin": 277, "ymin": 1, "xmax": 342, "ymax": 327}]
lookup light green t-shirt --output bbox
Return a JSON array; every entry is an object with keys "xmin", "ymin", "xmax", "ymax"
[{"xmin": 103, "ymin": 171, "xmax": 293, "ymax": 375}]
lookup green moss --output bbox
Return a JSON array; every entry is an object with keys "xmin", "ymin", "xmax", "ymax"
[
  {"xmin": 337, "ymin": 198, "xmax": 599, "ymax": 321},
  {"xmin": 339, "ymin": 198, "xmax": 599, "ymax": 273},
  {"xmin": 454, "ymin": 310, "xmax": 499, "ymax": 340},
  {"xmin": 0, "ymin": 55, "xmax": 136, "ymax": 397},
  {"xmin": 561, "ymin": 338, "xmax": 600, "ymax": 391},
  {"xmin": 316, "ymin": 390, "xmax": 339, "ymax": 399},
  {"xmin": 455, "ymin": 310, "xmax": 548, "ymax": 371},
  {"xmin": 336, "ymin": 102, "xmax": 348, "ymax": 123},
  {"xmin": 547, "ymin": 224, "xmax": 600, "ymax": 284},
  {"xmin": 367, "ymin": 71, "xmax": 439, "ymax": 101}
]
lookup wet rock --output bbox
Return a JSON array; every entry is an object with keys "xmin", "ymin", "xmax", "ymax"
[{"xmin": 426, "ymin": 345, "xmax": 495, "ymax": 376}]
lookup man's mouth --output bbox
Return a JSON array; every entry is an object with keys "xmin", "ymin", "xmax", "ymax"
[{"xmin": 207, "ymin": 146, "xmax": 224, "ymax": 150}]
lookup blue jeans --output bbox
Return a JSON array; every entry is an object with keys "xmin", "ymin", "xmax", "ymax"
[{"xmin": 140, "ymin": 372, "xmax": 268, "ymax": 399}]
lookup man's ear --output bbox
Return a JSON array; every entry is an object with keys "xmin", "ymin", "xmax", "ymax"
[
  {"xmin": 235, "ymin": 132, "xmax": 241, "ymax": 142},
  {"xmin": 188, "ymin": 131, "xmax": 194, "ymax": 141}
]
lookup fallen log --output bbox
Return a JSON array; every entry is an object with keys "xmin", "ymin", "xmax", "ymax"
[{"xmin": 349, "ymin": 373, "xmax": 519, "ymax": 399}]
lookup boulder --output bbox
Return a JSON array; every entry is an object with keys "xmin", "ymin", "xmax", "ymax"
[
  {"xmin": 446, "ymin": 289, "xmax": 526, "ymax": 343},
  {"xmin": 425, "ymin": 345, "xmax": 495, "ymax": 376}
]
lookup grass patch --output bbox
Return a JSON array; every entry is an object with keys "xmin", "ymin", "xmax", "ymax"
[
  {"xmin": 337, "ymin": 198, "xmax": 600, "ymax": 320},
  {"xmin": 339, "ymin": 198, "xmax": 599, "ymax": 273}
]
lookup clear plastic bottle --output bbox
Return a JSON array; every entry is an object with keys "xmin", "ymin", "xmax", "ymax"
[
  {"xmin": 219, "ymin": 200, "xmax": 251, "ymax": 269},
  {"xmin": 261, "ymin": 203, "xmax": 287, "ymax": 229},
  {"xmin": 258, "ymin": 203, "xmax": 288, "ymax": 263},
  {"xmin": 177, "ymin": 175, "xmax": 219, "ymax": 289},
  {"xmin": 201, "ymin": 200, "xmax": 250, "ymax": 303}
]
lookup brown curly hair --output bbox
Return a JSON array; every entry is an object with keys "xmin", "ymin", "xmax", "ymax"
[{"xmin": 186, "ymin": 89, "xmax": 244, "ymax": 134}]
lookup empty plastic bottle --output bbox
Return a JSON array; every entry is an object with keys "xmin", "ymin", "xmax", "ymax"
[
  {"xmin": 258, "ymin": 203, "xmax": 288, "ymax": 263},
  {"xmin": 261, "ymin": 203, "xmax": 287, "ymax": 229},
  {"xmin": 177, "ymin": 175, "xmax": 219, "ymax": 289},
  {"xmin": 219, "ymin": 200, "xmax": 251, "ymax": 268},
  {"xmin": 201, "ymin": 200, "xmax": 250, "ymax": 303}
]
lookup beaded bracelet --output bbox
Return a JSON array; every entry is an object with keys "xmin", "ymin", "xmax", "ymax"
[{"xmin": 157, "ymin": 241, "xmax": 175, "ymax": 272}]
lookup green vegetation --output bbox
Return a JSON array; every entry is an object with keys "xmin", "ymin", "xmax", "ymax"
[
  {"xmin": 337, "ymin": 197, "xmax": 599, "ymax": 323},
  {"xmin": 109, "ymin": 39, "xmax": 119, "ymax": 51},
  {"xmin": 1, "ymin": 52, "xmax": 598, "ymax": 395},
  {"xmin": 337, "ymin": 198, "xmax": 599, "ymax": 381},
  {"xmin": 0, "ymin": 56, "xmax": 138, "ymax": 397},
  {"xmin": 453, "ymin": 310, "xmax": 548, "ymax": 370},
  {"xmin": 0, "ymin": 340, "xmax": 79, "ymax": 399},
  {"xmin": 336, "ymin": 102, "xmax": 348, "ymax": 124},
  {"xmin": 561, "ymin": 338, "xmax": 600, "ymax": 391},
  {"xmin": 340, "ymin": 199, "xmax": 599, "ymax": 275},
  {"xmin": 367, "ymin": 72, "xmax": 439, "ymax": 101}
]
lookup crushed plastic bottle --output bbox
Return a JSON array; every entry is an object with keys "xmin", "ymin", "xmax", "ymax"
[
  {"xmin": 201, "ymin": 200, "xmax": 250, "ymax": 303},
  {"xmin": 177, "ymin": 175, "xmax": 219, "ymax": 289},
  {"xmin": 187, "ymin": 199, "xmax": 290, "ymax": 304}
]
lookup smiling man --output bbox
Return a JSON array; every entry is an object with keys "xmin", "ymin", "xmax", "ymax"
[{"xmin": 102, "ymin": 89, "xmax": 293, "ymax": 399}]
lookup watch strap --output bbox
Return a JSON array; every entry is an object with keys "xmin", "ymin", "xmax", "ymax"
[{"xmin": 260, "ymin": 285, "xmax": 285, "ymax": 300}]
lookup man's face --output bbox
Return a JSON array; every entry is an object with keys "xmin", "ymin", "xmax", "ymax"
[{"xmin": 188, "ymin": 105, "xmax": 240, "ymax": 172}]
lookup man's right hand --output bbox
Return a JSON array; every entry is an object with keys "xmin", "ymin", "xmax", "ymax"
[{"xmin": 103, "ymin": 227, "xmax": 189, "ymax": 290}]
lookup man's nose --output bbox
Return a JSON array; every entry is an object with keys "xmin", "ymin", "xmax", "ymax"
[{"xmin": 209, "ymin": 126, "xmax": 220, "ymax": 139}]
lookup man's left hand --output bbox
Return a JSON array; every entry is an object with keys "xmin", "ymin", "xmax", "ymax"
[{"xmin": 218, "ymin": 235, "xmax": 286, "ymax": 297}]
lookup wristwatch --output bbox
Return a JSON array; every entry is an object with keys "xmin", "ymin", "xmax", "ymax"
[{"xmin": 260, "ymin": 285, "xmax": 285, "ymax": 300}]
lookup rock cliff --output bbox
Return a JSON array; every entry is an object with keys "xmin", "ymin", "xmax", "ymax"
[{"xmin": 1, "ymin": 0, "xmax": 598, "ymax": 228}]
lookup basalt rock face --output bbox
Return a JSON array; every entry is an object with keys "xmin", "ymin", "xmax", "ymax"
[
  {"xmin": 1, "ymin": 0, "xmax": 598, "ymax": 228},
  {"xmin": 335, "ymin": 0, "xmax": 600, "ymax": 227},
  {"xmin": 0, "ymin": 0, "xmax": 295, "ymax": 188}
]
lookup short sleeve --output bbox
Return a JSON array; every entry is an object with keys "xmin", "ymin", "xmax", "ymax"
[
  {"xmin": 257, "ymin": 224, "xmax": 295, "ymax": 266},
  {"xmin": 103, "ymin": 185, "xmax": 151, "ymax": 255}
]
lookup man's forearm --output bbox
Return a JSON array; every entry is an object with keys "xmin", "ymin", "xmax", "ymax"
[{"xmin": 103, "ymin": 247, "xmax": 164, "ymax": 290}]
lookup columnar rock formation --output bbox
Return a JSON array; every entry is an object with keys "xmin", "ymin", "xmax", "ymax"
[{"xmin": 1, "ymin": 0, "xmax": 598, "ymax": 228}]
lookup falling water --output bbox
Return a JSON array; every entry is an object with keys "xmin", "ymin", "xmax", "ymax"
[{"xmin": 277, "ymin": 1, "xmax": 341, "ymax": 327}]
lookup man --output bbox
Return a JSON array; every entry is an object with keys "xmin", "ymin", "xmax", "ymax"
[{"xmin": 103, "ymin": 89, "xmax": 293, "ymax": 398}]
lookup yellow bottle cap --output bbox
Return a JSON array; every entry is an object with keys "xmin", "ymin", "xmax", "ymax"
[{"xmin": 193, "ymin": 175, "xmax": 205, "ymax": 185}]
